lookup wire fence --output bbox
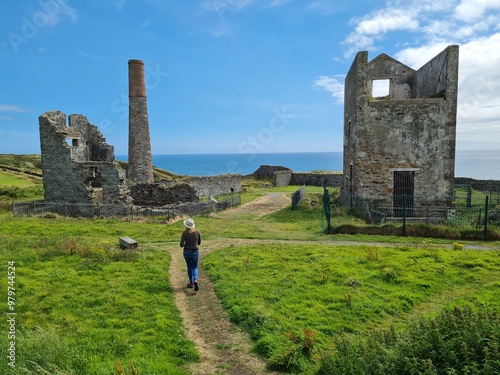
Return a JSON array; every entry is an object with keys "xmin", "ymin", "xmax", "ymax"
[
  {"xmin": 343, "ymin": 193, "xmax": 500, "ymax": 231},
  {"xmin": 454, "ymin": 185, "xmax": 500, "ymax": 207},
  {"xmin": 12, "ymin": 194, "xmax": 242, "ymax": 220}
]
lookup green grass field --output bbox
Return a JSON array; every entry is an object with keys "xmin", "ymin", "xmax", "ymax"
[
  {"xmin": 0, "ymin": 238, "xmax": 198, "ymax": 374},
  {"xmin": 1, "ymin": 154, "xmax": 499, "ymax": 374},
  {"xmin": 0, "ymin": 172, "xmax": 37, "ymax": 187},
  {"xmin": 203, "ymin": 243, "xmax": 500, "ymax": 373},
  {"xmin": 0, "ymin": 168, "xmax": 44, "ymax": 203}
]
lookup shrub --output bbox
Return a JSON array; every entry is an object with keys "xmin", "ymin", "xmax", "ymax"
[
  {"xmin": 268, "ymin": 328, "xmax": 317, "ymax": 372},
  {"xmin": 332, "ymin": 223, "xmax": 500, "ymax": 241},
  {"xmin": 318, "ymin": 305, "xmax": 500, "ymax": 375}
]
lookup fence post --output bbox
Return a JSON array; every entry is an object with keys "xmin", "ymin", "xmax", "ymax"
[
  {"xmin": 484, "ymin": 196, "xmax": 489, "ymax": 240},
  {"xmin": 323, "ymin": 187, "xmax": 331, "ymax": 233},
  {"xmin": 402, "ymin": 194, "xmax": 407, "ymax": 236}
]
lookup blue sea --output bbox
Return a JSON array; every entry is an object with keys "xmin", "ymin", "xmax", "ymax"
[{"xmin": 116, "ymin": 149, "xmax": 500, "ymax": 180}]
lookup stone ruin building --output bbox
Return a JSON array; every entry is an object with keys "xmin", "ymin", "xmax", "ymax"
[
  {"xmin": 341, "ymin": 45, "xmax": 459, "ymax": 212},
  {"xmin": 39, "ymin": 111, "xmax": 128, "ymax": 205},
  {"xmin": 39, "ymin": 59, "xmax": 242, "ymax": 214}
]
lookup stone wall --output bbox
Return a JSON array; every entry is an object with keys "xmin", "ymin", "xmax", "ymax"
[
  {"xmin": 454, "ymin": 178, "xmax": 500, "ymax": 192},
  {"xmin": 130, "ymin": 183, "xmax": 198, "ymax": 206},
  {"xmin": 250, "ymin": 165, "xmax": 291, "ymax": 180},
  {"xmin": 125, "ymin": 174, "xmax": 243, "ymax": 205},
  {"xmin": 185, "ymin": 175, "xmax": 242, "ymax": 198},
  {"xmin": 291, "ymin": 173, "xmax": 342, "ymax": 187},
  {"xmin": 249, "ymin": 165, "xmax": 343, "ymax": 187},
  {"xmin": 273, "ymin": 170, "xmax": 293, "ymax": 187}
]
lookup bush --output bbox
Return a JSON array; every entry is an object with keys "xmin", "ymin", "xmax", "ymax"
[
  {"xmin": 332, "ymin": 223, "xmax": 500, "ymax": 241},
  {"xmin": 318, "ymin": 305, "xmax": 500, "ymax": 375},
  {"xmin": 0, "ymin": 185, "xmax": 44, "ymax": 200}
]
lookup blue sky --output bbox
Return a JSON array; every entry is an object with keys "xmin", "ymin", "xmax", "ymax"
[{"xmin": 1, "ymin": 0, "xmax": 499, "ymax": 155}]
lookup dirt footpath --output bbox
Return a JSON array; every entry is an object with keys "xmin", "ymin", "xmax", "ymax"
[
  {"xmin": 165, "ymin": 193, "xmax": 499, "ymax": 374},
  {"xmin": 166, "ymin": 194, "xmax": 289, "ymax": 375}
]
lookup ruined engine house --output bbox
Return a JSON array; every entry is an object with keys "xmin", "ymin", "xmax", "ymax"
[
  {"xmin": 341, "ymin": 45, "xmax": 459, "ymax": 210},
  {"xmin": 39, "ymin": 111, "xmax": 128, "ymax": 205}
]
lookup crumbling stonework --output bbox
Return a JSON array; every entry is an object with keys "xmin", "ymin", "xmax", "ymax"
[
  {"xmin": 341, "ymin": 45, "xmax": 459, "ymax": 208},
  {"xmin": 130, "ymin": 183, "xmax": 198, "ymax": 206},
  {"xmin": 291, "ymin": 172, "xmax": 342, "ymax": 187},
  {"xmin": 250, "ymin": 165, "xmax": 342, "ymax": 187},
  {"xmin": 250, "ymin": 165, "xmax": 291, "ymax": 180},
  {"xmin": 273, "ymin": 170, "xmax": 293, "ymax": 187},
  {"xmin": 186, "ymin": 175, "xmax": 242, "ymax": 198},
  {"xmin": 39, "ymin": 111, "xmax": 128, "ymax": 204}
]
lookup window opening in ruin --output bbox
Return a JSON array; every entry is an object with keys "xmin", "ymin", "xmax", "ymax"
[
  {"xmin": 393, "ymin": 171, "xmax": 414, "ymax": 217},
  {"xmin": 90, "ymin": 167, "xmax": 102, "ymax": 188},
  {"xmin": 66, "ymin": 138, "xmax": 79, "ymax": 147},
  {"xmin": 372, "ymin": 79, "xmax": 390, "ymax": 98}
]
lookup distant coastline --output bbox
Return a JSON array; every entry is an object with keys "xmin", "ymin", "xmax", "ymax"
[
  {"xmin": 115, "ymin": 150, "xmax": 500, "ymax": 180},
  {"xmin": 455, "ymin": 149, "xmax": 500, "ymax": 181},
  {"xmin": 117, "ymin": 152, "xmax": 343, "ymax": 177}
]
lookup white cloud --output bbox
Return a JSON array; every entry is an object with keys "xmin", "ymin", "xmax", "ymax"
[
  {"xmin": 199, "ymin": 0, "xmax": 290, "ymax": 36},
  {"xmin": 43, "ymin": 2, "xmax": 77, "ymax": 26},
  {"xmin": 306, "ymin": 1, "xmax": 340, "ymax": 15},
  {"xmin": 454, "ymin": 34, "xmax": 500, "ymax": 136},
  {"xmin": 394, "ymin": 42, "xmax": 452, "ymax": 68},
  {"xmin": 0, "ymin": 117, "xmax": 14, "ymax": 121},
  {"xmin": 454, "ymin": 0, "xmax": 500, "ymax": 22},
  {"xmin": 354, "ymin": 9, "xmax": 419, "ymax": 35},
  {"xmin": 394, "ymin": 33, "xmax": 500, "ymax": 147},
  {"xmin": 342, "ymin": 7, "xmax": 421, "ymax": 56},
  {"xmin": 201, "ymin": 0, "xmax": 254, "ymax": 16},
  {"xmin": 339, "ymin": 0, "xmax": 500, "ymax": 148},
  {"xmin": 312, "ymin": 75, "xmax": 344, "ymax": 104},
  {"xmin": 113, "ymin": 0, "xmax": 127, "ymax": 11},
  {"xmin": 342, "ymin": 0, "xmax": 500, "ymax": 57},
  {"xmin": 0, "ymin": 105, "xmax": 26, "ymax": 113},
  {"xmin": 78, "ymin": 50, "xmax": 106, "ymax": 61}
]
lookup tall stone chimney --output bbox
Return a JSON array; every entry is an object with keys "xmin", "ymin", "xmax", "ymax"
[{"xmin": 128, "ymin": 59, "xmax": 154, "ymax": 183}]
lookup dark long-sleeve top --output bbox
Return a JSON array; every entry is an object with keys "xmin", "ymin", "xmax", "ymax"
[{"xmin": 180, "ymin": 230, "xmax": 201, "ymax": 250}]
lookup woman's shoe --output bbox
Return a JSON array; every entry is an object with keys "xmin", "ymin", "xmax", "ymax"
[
  {"xmin": 187, "ymin": 283, "xmax": 194, "ymax": 288},
  {"xmin": 194, "ymin": 281, "xmax": 199, "ymax": 291}
]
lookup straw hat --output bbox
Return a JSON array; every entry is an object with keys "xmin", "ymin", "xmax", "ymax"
[{"xmin": 183, "ymin": 218, "xmax": 195, "ymax": 229}]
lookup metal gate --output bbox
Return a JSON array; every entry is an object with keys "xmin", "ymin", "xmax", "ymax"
[{"xmin": 393, "ymin": 171, "xmax": 414, "ymax": 217}]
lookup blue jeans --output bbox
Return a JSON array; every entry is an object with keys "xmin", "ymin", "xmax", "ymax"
[{"xmin": 183, "ymin": 250, "xmax": 199, "ymax": 283}]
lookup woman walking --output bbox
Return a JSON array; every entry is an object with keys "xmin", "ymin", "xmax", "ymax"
[{"xmin": 180, "ymin": 218, "xmax": 201, "ymax": 291}]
